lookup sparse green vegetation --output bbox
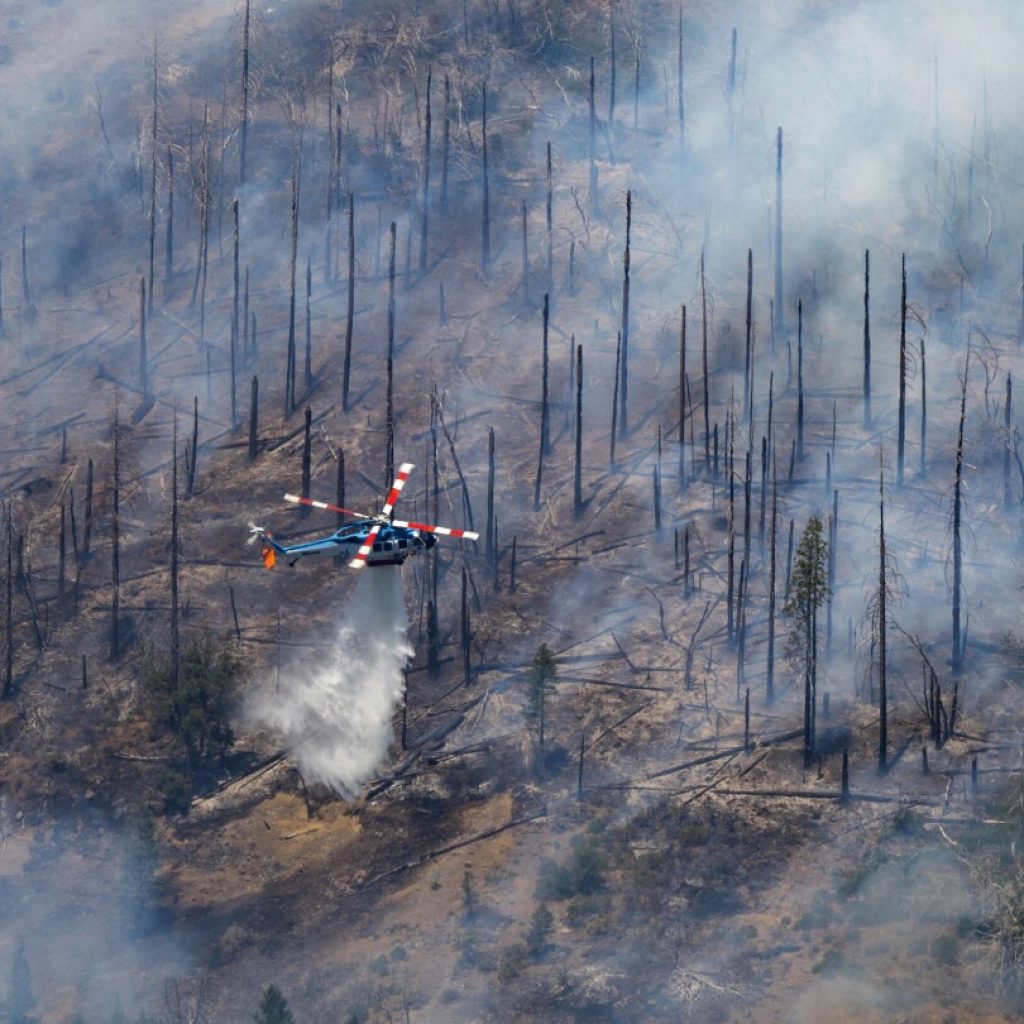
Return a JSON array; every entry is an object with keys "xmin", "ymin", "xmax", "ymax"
[
  {"xmin": 144, "ymin": 634, "xmax": 241, "ymax": 773},
  {"xmin": 536, "ymin": 833, "xmax": 607, "ymax": 901}
]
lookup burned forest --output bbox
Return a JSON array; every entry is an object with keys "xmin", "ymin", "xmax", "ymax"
[{"xmin": 5, "ymin": 1, "xmax": 1024, "ymax": 1021}]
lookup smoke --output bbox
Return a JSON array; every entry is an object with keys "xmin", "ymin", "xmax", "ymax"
[{"xmin": 247, "ymin": 566, "xmax": 411, "ymax": 796}]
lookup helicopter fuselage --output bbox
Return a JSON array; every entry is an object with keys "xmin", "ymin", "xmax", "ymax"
[{"xmin": 264, "ymin": 520, "xmax": 436, "ymax": 568}]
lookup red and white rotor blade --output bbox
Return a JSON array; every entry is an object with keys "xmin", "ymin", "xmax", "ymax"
[
  {"xmin": 348, "ymin": 524, "xmax": 382, "ymax": 569},
  {"xmin": 283, "ymin": 493, "xmax": 372, "ymax": 519},
  {"xmin": 381, "ymin": 463, "xmax": 414, "ymax": 518},
  {"xmin": 392, "ymin": 518, "xmax": 480, "ymax": 541}
]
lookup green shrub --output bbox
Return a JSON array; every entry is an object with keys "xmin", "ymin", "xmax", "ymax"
[
  {"xmin": 144, "ymin": 634, "xmax": 242, "ymax": 770},
  {"xmin": 536, "ymin": 834, "xmax": 607, "ymax": 901}
]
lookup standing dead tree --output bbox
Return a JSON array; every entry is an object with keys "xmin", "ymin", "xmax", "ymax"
[
  {"xmin": 678, "ymin": 304, "xmax": 687, "ymax": 489},
  {"xmin": 773, "ymin": 127, "xmax": 783, "ymax": 347},
  {"xmin": 619, "ymin": 190, "xmax": 632, "ymax": 439},
  {"xmin": 744, "ymin": 249, "xmax": 753, "ymax": 410},
  {"xmin": 876, "ymin": 456, "xmax": 888, "ymax": 772},
  {"xmin": 239, "ymin": 0, "xmax": 252, "ymax": 188},
  {"xmin": 481, "ymin": 81, "xmax": 490, "ymax": 274},
  {"xmin": 535, "ymin": 294, "xmax": 551, "ymax": 510},
  {"xmin": 574, "ymin": 343, "xmax": 583, "ymax": 516},
  {"xmin": 701, "ymin": 250, "xmax": 710, "ymax": 470},
  {"xmin": 139, "ymin": 278, "xmax": 148, "ymax": 394},
  {"xmin": 386, "ymin": 222, "xmax": 397, "ymax": 487},
  {"xmin": 285, "ymin": 144, "xmax": 301, "ymax": 416},
  {"xmin": 952, "ymin": 352, "xmax": 968, "ymax": 673},
  {"xmin": 419, "ymin": 67, "xmax": 432, "ymax": 273},
  {"xmin": 231, "ymin": 197, "xmax": 240, "ymax": 426},
  {"xmin": 147, "ymin": 36, "xmax": 159, "ymax": 315},
  {"xmin": 2, "ymin": 508, "xmax": 10, "ymax": 700},
  {"xmin": 766, "ymin": 455, "xmax": 777, "ymax": 702},
  {"xmin": 170, "ymin": 423, "xmax": 180, "ymax": 687},
  {"xmin": 110, "ymin": 410, "xmax": 121, "ymax": 661},
  {"xmin": 343, "ymin": 193, "xmax": 355, "ymax": 411},
  {"xmin": 546, "ymin": 142, "xmax": 554, "ymax": 298},
  {"xmin": 863, "ymin": 249, "xmax": 871, "ymax": 427},
  {"xmin": 897, "ymin": 254, "xmax": 908, "ymax": 485}
]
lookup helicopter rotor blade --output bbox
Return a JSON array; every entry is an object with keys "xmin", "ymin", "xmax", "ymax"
[
  {"xmin": 246, "ymin": 521, "xmax": 265, "ymax": 546},
  {"xmin": 391, "ymin": 518, "xmax": 479, "ymax": 541},
  {"xmin": 380, "ymin": 463, "xmax": 414, "ymax": 519},
  {"xmin": 283, "ymin": 493, "xmax": 373, "ymax": 519},
  {"xmin": 348, "ymin": 523, "xmax": 382, "ymax": 569}
]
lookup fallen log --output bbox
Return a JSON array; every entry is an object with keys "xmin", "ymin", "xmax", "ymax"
[{"xmin": 341, "ymin": 812, "xmax": 547, "ymax": 895}]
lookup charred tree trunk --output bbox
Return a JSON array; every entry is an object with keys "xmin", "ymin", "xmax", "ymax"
[
  {"xmin": 386, "ymin": 222, "xmax": 397, "ymax": 486},
  {"xmin": 1005, "ymin": 374, "xmax": 1013, "ymax": 509},
  {"xmin": 286, "ymin": 149, "xmax": 301, "ymax": 416},
  {"xmin": 419, "ymin": 68, "xmax": 433, "ymax": 273},
  {"xmin": 188, "ymin": 396, "xmax": 199, "ymax": 496},
  {"xmin": 165, "ymin": 146, "xmax": 174, "ymax": 292},
  {"xmin": 304, "ymin": 258, "xmax": 313, "ymax": 394},
  {"xmin": 574, "ymin": 343, "xmax": 583, "ymax": 515},
  {"xmin": 701, "ymin": 250, "xmax": 711, "ymax": 471},
  {"xmin": 481, "ymin": 81, "xmax": 490, "ymax": 274},
  {"xmin": 535, "ymin": 294, "xmax": 551, "ymax": 510},
  {"xmin": 727, "ymin": 438, "xmax": 735, "ymax": 642},
  {"xmin": 796, "ymin": 298, "xmax": 804, "ymax": 461},
  {"xmin": 953, "ymin": 356, "xmax": 968, "ymax": 673},
  {"xmin": 242, "ymin": 266, "xmax": 250, "ymax": 364},
  {"xmin": 301, "ymin": 407, "xmax": 312, "ymax": 514},
  {"xmin": 773, "ymin": 127, "xmax": 783, "ymax": 346},
  {"xmin": 610, "ymin": 331, "xmax": 621, "ymax": 468},
  {"xmin": 248, "ymin": 376, "xmax": 259, "ymax": 461},
  {"xmin": 486, "ymin": 428, "xmax": 496, "ymax": 564},
  {"xmin": 441, "ymin": 73, "xmax": 451, "ymax": 213},
  {"xmin": 546, "ymin": 142, "xmax": 554, "ymax": 299},
  {"xmin": 608, "ymin": 0, "xmax": 617, "ymax": 126},
  {"xmin": 588, "ymin": 57, "xmax": 598, "ymax": 211},
  {"xmin": 239, "ymin": 0, "xmax": 251, "ymax": 188},
  {"xmin": 82, "ymin": 459, "xmax": 94, "ymax": 563},
  {"xmin": 343, "ymin": 193, "xmax": 355, "ymax": 411},
  {"xmin": 139, "ymin": 278, "xmax": 148, "ymax": 394},
  {"xmin": 678, "ymin": 304, "xmax": 686, "ymax": 489},
  {"xmin": 898, "ymin": 253, "xmax": 907, "ymax": 485},
  {"xmin": 767, "ymin": 456, "xmax": 777, "ymax": 702},
  {"xmin": 110, "ymin": 412, "xmax": 121, "ymax": 661},
  {"xmin": 148, "ymin": 37, "xmax": 158, "ymax": 314},
  {"xmin": 171, "ymin": 426, "xmax": 180, "ymax": 687},
  {"xmin": 58, "ymin": 503, "xmax": 66, "ymax": 609},
  {"xmin": 3, "ymin": 510, "xmax": 11, "ymax": 700},
  {"xmin": 619, "ymin": 190, "xmax": 632, "ymax": 438},
  {"xmin": 744, "ymin": 248, "xmax": 753, "ymax": 411},
  {"xmin": 461, "ymin": 566, "xmax": 471, "ymax": 686},
  {"xmin": 863, "ymin": 249, "xmax": 871, "ymax": 427},
  {"xmin": 677, "ymin": 4, "xmax": 684, "ymax": 149},
  {"xmin": 878, "ymin": 457, "xmax": 887, "ymax": 773},
  {"xmin": 231, "ymin": 197, "xmax": 240, "ymax": 426}
]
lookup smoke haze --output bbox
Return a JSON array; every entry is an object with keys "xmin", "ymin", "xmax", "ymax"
[{"xmin": 247, "ymin": 566, "xmax": 411, "ymax": 796}]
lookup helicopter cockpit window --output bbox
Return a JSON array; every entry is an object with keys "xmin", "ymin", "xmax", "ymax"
[
  {"xmin": 398, "ymin": 539, "xmax": 408, "ymax": 549},
  {"xmin": 372, "ymin": 543, "xmax": 383, "ymax": 553}
]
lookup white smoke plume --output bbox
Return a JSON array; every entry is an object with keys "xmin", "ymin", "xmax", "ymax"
[{"xmin": 248, "ymin": 566, "xmax": 411, "ymax": 796}]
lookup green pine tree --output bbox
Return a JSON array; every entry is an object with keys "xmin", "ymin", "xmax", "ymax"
[
  {"xmin": 254, "ymin": 984, "xmax": 294, "ymax": 1024},
  {"xmin": 784, "ymin": 516, "xmax": 829, "ymax": 766},
  {"xmin": 524, "ymin": 643, "xmax": 558, "ymax": 768}
]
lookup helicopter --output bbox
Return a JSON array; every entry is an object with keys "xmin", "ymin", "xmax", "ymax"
[{"xmin": 248, "ymin": 462, "xmax": 479, "ymax": 569}]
